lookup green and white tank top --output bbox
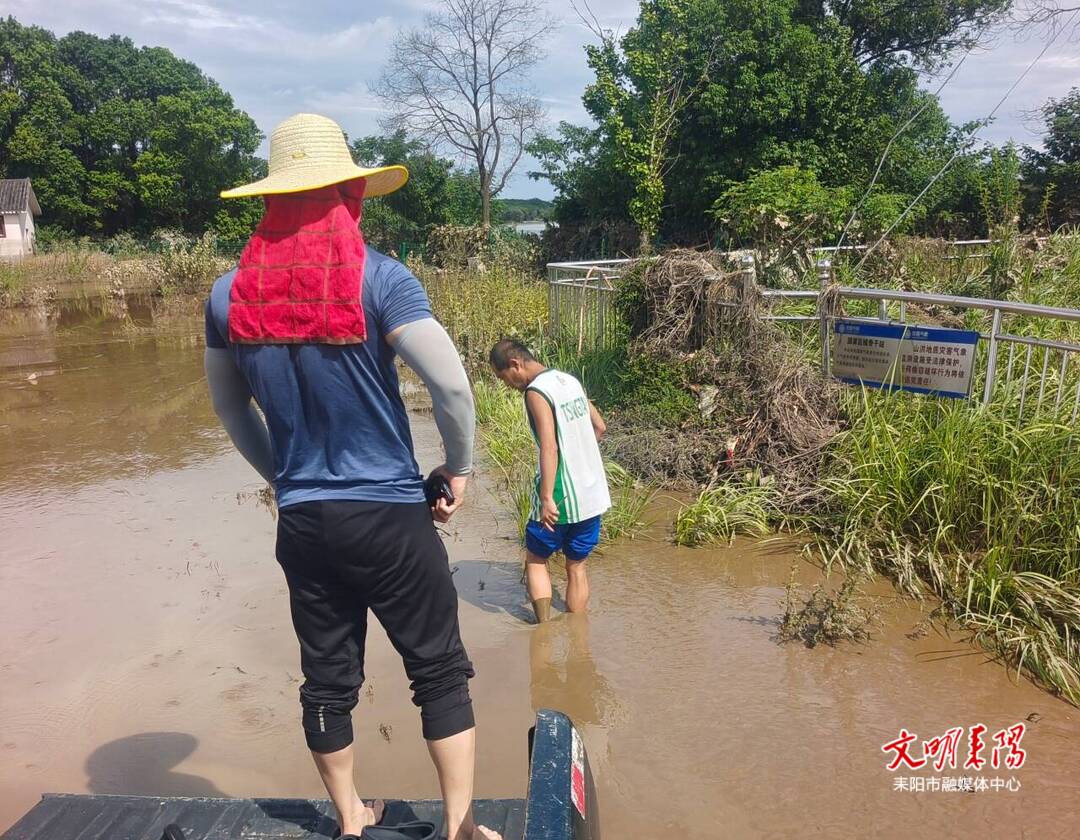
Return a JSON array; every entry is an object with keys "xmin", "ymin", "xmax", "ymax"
[{"xmin": 525, "ymin": 369, "xmax": 612, "ymax": 525}]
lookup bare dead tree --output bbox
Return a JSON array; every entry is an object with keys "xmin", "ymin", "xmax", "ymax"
[
  {"xmin": 373, "ymin": 0, "xmax": 555, "ymax": 228},
  {"xmin": 1010, "ymin": 0, "xmax": 1080, "ymax": 38}
]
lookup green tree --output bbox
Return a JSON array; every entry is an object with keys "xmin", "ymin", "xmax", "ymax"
[
  {"xmin": 534, "ymin": 0, "xmax": 1003, "ymax": 249},
  {"xmin": 527, "ymin": 122, "xmax": 635, "ymax": 224},
  {"xmin": 713, "ymin": 165, "xmax": 852, "ymax": 245},
  {"xmin": 580, "ymin": 0, "xmax": 716, "ymax": 253},
  {"xmin": 0, "ymin": 17, "xmax": 262, "ymax": 236},
  {"xmin": 712, "ymin": 164, "xmax": 918, "ymax": 256},
  {"xmin": 794, "ymin": 0, "xmax": 1009, "ymax": 69},
  {"xmin": 350, "ymin": 131, "xmax": 482, "ymax": 252},
  {"xmin": 1023, "ymin": 88, "xmax": 1080, "ymax": 230}
]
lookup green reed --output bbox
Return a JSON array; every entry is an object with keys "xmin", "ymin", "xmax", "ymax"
[
  {"xmin": 810, "ymin": 386, "xmax": 1080, "ymax": 700},
  {"xmin": 417, "ymin": 262, "xmax": 548, "ymax": 372},
  {"xmin": 674, "ymin": 481, "xmax": 780, "ymax": 546}
]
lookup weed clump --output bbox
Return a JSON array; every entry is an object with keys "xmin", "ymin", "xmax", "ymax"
[
  {"xmin": 674, "ymin": 481, "xmax": 777, "ymax": 546},
  {"xmin": 415, "ymin": 262, "xmax": 547, "ymax": 370},
  {"xmin": 153, "ymin": 231, "xmax": 230, "ymax": 296},
  {"xmin": 779, "ymin": 566, "xmax": 875, "ymax": 648}
]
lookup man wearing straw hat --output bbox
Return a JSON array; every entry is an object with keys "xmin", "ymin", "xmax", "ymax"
[{"xmin": 204, "ymin": 113, "xmax": 499, "ymax": 840}]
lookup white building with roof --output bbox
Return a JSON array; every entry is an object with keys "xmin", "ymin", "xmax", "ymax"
[{"xmin": 0, "ymin": 178, "xmax": 42, "ymax": 259}]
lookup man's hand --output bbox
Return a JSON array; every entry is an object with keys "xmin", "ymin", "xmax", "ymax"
[
  {"xmin": 431, "ymin": 464, "xmax": 469, "ymax": 523},
  {"xmin": 540, "ymin": 496, "xmax": 559, "ymax": 532}
]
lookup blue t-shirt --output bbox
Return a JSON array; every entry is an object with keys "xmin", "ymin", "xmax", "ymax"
[{"xmin": 205, "ymin": 248, "xmax": 431, "ymax": 508}]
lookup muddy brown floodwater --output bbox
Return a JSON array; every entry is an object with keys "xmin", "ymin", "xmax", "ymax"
[{"xmin": 2, "ymin": 295, "xmax": 1079, "ymax": 839}]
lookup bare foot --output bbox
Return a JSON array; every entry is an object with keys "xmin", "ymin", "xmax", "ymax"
[
  {"xmin": 339, "ymin": 797, "xmax": 384, "ymax": 837},
  {"xmin": 448, "ymin": 819, "xmax": 502, "ymax": 840}
]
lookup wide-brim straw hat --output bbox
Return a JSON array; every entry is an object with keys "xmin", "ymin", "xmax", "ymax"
[{"xmin": 220, "ymin": 113, "xmax": 408, "ymax": 199}]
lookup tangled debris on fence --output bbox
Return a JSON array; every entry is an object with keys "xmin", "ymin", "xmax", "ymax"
[
  {"xmin": 606, "ymin": 249, "xmax": 842, "ymax": 501},
  {"xmin": 624, "ymin": 249, "xmax": 738, "ymax": 352}
]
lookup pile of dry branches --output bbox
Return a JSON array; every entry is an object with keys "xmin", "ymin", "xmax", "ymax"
[
  {"xmin": 608, "ymin": 249, "xmax": 842, "ymax": 499},
  {"xmin": 630, "ymin": 249, "xmax": 740, "ymax": 352}
]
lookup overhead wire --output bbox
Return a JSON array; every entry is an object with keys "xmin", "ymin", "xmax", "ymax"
[
  {"xmin": 854, "ymin": 8, "xmax": 1080, "ymax": 271},
  {"xmin": 834, "ymin": 32, "xmax": 985, "ymax": 251}
]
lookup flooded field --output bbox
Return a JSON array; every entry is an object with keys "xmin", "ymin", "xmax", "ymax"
[{"xmin": 1, "ymin": 296, "xmax": 1078, "ymax": 838}]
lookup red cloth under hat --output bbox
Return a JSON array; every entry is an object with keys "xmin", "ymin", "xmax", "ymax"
[{"xmin": 228, "ymin": 180, "xmax": 367, "ymax": 344}]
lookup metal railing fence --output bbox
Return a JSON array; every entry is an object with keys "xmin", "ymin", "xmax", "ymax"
[{"xmin": 547, "ymin": 250, "xmax": 1080, "ymax": 425}]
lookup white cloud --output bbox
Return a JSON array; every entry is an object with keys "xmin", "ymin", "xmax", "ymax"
[
  {"xmin": 8, "ymin": 0, "xmax": 1080, "ymax": 198},
  {"xmin": 1038, "ymin": 54, "xmax": 1080, "ymax": 69},
  {"xmin": 305, "ymin": 85, "xmax": 390, "ymax": 118},
  {"xmin": 139, "ymin": 0, "xmax": 258, "ymax": 32}
]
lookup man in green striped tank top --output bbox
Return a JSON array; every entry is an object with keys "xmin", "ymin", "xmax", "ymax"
[{"xmin": 489, "ymin": 339, "xmax": 611, "ymax": 623}]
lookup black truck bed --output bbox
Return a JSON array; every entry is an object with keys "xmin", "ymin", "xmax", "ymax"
[
  {"xmin": 1, "ymin": 794, "xmax": 526, "ymax": 840},
  {"xmin": 1, "ymin": 710, "xmax": 599, "ymax": 840}
]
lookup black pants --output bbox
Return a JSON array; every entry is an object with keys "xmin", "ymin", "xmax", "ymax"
[{"xmin": 276, "ymin": 499, "xmax": 475, "ymax": 752}]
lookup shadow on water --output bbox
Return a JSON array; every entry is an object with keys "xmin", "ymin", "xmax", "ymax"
[
  {"xmin": 452, "ymin": 559, "xmax": 539, "ymax": 624},
  {"xmin": 85, "ymin": 732, "xmax": 226, "ymax": 798}
]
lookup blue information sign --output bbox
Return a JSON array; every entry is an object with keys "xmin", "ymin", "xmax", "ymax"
[{"xmin": 831, "ymin": 320, "xmax": 980, "ymax": 399}]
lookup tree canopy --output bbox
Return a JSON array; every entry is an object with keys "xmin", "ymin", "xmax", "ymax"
[
  {"xmin": 1024, "ymin": 87, "xmax": 1080, "ymax": 230},
  {"xmin": 351, "ymin": 131, "xmax": 483, "ymax": 252},
  {"xmin": 531, "ymin": 0, "xmax": 1018, "ymax": 250},
  {"xmin": 0, "ymin": 17, "xmax": 262, "ymax": 236}
]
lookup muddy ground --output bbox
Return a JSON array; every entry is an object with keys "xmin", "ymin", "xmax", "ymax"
[{"xmin": 1, "ymin": 297, "xmax": 1078, "ymax": 838}]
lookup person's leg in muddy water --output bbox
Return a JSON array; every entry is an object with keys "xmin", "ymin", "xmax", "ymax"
[
  {"xmin": 564, "ymin": 559, "xmax": 590, "ymax": 613},
  {"xmin": 524, "ymin": 549, "xmax": 554, "ymax": 622},
  {"xmin": 562, "ymin": 516, "xmax": 600, "ymax": 614},
  {"xmin": 524, "ymin": 516, "xmax": 601, "ymax": 621}
]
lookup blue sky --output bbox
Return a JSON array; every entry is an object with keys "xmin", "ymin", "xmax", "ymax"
[{"xmin": 9, "ymin": 0, "xmax": 1080, "ymax": 199}]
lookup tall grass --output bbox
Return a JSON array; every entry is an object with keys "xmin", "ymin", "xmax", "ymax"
[
  {"xmin": 153, "ymin": 231, "xmax": 229, "ymax": 296},
  {"xmin": 0, "ymin": 261, "xmax": 23, "ymax": 305},
  {"xmin": 473, "ymin": 379, "xmax": 533, "ymax": 475},
  {"xmin": 0, "ymin": 249, "xmax": 111, "ymax": 305},
  {"xmin": 674, "ymin": 482, "xmax": 779, "ymax": 546},
  {"xmin": 821, "ymin": 387, "xmax": 1080, "ymax": 574},
  {"xmin": 811, "ymin": 386, "xmax": 1080, "ymax": 701},
  {"xmin": 599, "ymin": 461, "xmax": 655, "ymax": 543},
  {"xmin": 534, "ymin": 332, "xmax": 630, "ymax": 410},
  {"xmin": 416, "ymin": 262, "xmax": 547, "ymax": 371},
  {"xmin": 0, "ymin": 232, "xmax": 230, "ymax": 308}
]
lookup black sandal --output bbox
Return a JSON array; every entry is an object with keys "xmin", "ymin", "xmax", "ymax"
[{"xmin": 358, "ymin": 820, "xmax": 438, "ymax": 840}]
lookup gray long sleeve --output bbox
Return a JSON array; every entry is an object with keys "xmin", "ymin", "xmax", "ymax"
[
  {"xmin": 204, "ymin": 347, "xmax": 275, "ymax": 482},
  {"xmin": 392, "ymin": 318, "xmax": 475, "ymax": 475}
]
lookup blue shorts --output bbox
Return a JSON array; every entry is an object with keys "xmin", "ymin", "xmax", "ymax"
[{"xmin": 525, "ymin": 516, "xmax": 602, "ymax": 562}]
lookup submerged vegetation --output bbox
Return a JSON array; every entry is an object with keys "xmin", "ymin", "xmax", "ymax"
[
  {"xmin": 638, "ymin": 236, "xmax": 1080, "ymax": 702},
  {"xmin": 4, "ymin": 204, "xmax": 1077, "ymax": 703},
  {"xmin": 811, "ymin": 388, "xmax": 1080, "ymax": 699},
  {"xmin": 0, "ymin": 231, "xmax": 231, "ymax": 308},
  {"xmin": 779, "ymin": 566, "xmax": 876, "ymax": 648}
]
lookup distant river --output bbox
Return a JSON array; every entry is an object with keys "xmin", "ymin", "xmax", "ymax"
[{"xmin": 510, "ymin": 220, "xmax": 549, "ymax": 235}]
